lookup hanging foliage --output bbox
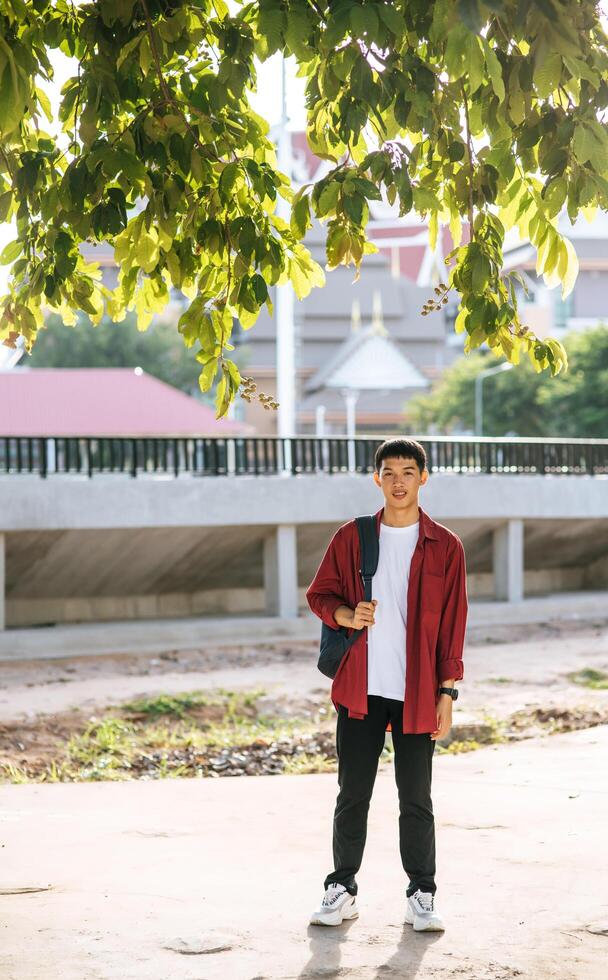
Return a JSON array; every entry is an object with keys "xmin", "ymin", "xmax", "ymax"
[{"xmin": 1, "ymin": 0, "xmax": 608, "ymax": 416}]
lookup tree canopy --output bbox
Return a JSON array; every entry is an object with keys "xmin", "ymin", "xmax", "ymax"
[
  {"xmin": 1, "ymin": 0, "xmax": 608, "ymax": 417},
  {"xmin": 405, "ymin": 323, "xmax": 608, "ymax": 438}
]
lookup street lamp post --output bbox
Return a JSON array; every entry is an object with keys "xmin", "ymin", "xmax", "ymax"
[{"xmin": 474, "ymin": 362, "xmax": 514, "ymax": 436}]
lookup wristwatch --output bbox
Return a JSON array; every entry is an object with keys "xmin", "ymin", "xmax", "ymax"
[{"xmin": 438, "ymin": 686, "xmax": 459, "ymax": 701}]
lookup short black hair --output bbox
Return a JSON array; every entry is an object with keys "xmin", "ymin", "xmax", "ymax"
[{"xmin": 374, "ymin": 438, "xmax": 427, "ymax": 476}]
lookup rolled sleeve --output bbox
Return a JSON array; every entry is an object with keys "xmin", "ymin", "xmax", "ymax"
[
  {"xmin": 436, "ymin": 535, "xmax": 468, "ymax": 684},
  {"xmin": 305, "ymin": 529, "xmax": 347, "ymax": 631}
]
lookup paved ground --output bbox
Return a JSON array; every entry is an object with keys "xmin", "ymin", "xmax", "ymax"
[{"xmin": 1, "ymin": 724, "xmax": 607, "ymax": 980}]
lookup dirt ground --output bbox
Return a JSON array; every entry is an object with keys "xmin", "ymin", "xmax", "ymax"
[
  {"xmin": 1, "ymin": 614, "xmax": 608, "ymax": 780},
  {"xmin": 1, "ymin": 614, "xmax": 608, "ymax": 719}
]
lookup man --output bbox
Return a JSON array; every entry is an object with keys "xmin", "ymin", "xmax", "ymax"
[{"xmin": 305, "ymin": 438, "xmax": 468, "ymax": 932}]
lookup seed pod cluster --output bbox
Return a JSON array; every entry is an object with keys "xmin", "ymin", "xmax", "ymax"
[
  {"xmin": 239, "ymin": 375, "xmax": 279, "ymax": 410},
  {"xmin": 421, "ymin": 282, "xmax": 450, "ymax": 317}
]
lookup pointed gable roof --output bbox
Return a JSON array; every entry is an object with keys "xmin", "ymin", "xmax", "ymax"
[{"xmin": 304, "ymin": 323, "xmax": 429, "ymax": 394}]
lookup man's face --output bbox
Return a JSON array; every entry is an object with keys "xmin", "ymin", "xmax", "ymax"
[{"xmin": 373, "ymin": 456, "xmax": 427, "ymax": 505}]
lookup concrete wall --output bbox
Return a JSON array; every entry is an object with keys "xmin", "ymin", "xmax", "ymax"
[
  {"xmin": 1, "ymin": 472, "xmax": 607, "ymax": 628},
  {"xmin": 5, "ymin": 570, "xmax": 594, "ymax": 628}
]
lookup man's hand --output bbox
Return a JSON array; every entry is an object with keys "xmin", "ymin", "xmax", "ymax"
[
  {"xmin": 334, "ymin": 600, "xmax": 378, "ymax": 629},
  {"xmin": 430, "ymin": 695, "xmax": 453, "ymax": 741},
  {"xmin": 351, "ymin": 600, "xmax": 378, "ymax": 629}
]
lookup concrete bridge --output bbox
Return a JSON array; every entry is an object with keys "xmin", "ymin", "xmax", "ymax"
[{"xmin": 1, "ymin": 436, "xmax": 607, "ymax": 657}]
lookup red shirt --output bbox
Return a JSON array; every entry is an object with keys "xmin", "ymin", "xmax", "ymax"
[{"xmin": 305, "ymin": 504, "xmax": 468, "ymax": 734}]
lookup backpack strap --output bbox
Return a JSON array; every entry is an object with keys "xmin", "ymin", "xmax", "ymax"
[{"xmin": 355, "ymin": 515, "xmax": 380, "ymax": 603}]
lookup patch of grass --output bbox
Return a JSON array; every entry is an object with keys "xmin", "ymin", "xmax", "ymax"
[
  {"xmin": 486, "ymin": 677, "xmax": 513, "ymax": 684},
  {"xmin": 283, "ymin": 753, "xmax": 336, "ymax": 775},
  {"xmin": 65, "ymin": 717, "xmax": 141, "ymax": 779},
  {"xmin": 436, "ymin": 739, "xmax": 483, "ymax": 755},
  {"xmin": 122, "ymin": 692, "xmax": 209, "ymax": 718},
  {"xmin": 122, "ymin": 687, "xmax": 264, "ymax": 719},
  {"xmin": 567, "ymin": 668, "xmax": 608, "ymax": 690},
  {"xmin": 0, "ymin": 687, "xmax": 336, "ymax": 784},
  {"xmin": 0, "ymin": 762, "xmax": 31, "ymax": 783},
  {"xmin": 479, "ymin": 710, "xmax": 510, "ymax": 744},
  {"xmin": 435, "ymin": 711, "xmax": 509, "ymax": 755}
]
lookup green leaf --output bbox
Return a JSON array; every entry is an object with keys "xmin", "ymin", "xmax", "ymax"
[
  {"xmin": 445, "ymin": 24, "xmax": 468, "ymax": 80},
  {"xmin": 377, "ymin": 3, "xmax": 405, "ymax": 35},
  {"xmin": 535, "ymin": 224, "xmax": 555, "ymax": 276},
  {"xmin": 483, "ymin": 42, "xmax": 505, "ymax": 101},
  {"xmin": 458, "ymin": 0, "xmax": 483, "ymax": 33},
  {"xmin": 471, "ymin": 251, "xmax": 491, "ymax": 293},
  {"xmin": 563, "ymin": 55, "xmax": 599, "ymax": 90},
  {"xmin": 413, "ymin": 186, "xmax": 439, "ymax": 212},
  {"xmin": 215, "ymin": 364, "xmax": 233, "ymax": 420},
  {"xmin": 350, "ymin": 5, "xmax": 377, "ymax": 39},
  {"xmin": 218, "ymin": 162, "xmax": 240, "ymax": 202},
  {"xmin": 289, "ymin": 257, "xmax": 315, "ymax": 299},
  {"xmin": 258, "ymin": 2, "xmax": 286, "ymax": 57},
  {"xmin": 573, "ymin": 120, "xmax": 608, "ymax": 172},
  {"xmin": 543, "ymin": 232, "xmax": 561, "ymax": 278},
  {"xmin": 0, "ymin": 52, "xmax": 28, "ymax": 138},
  {"xmin": 428, "ymin": 211, "xmax": 439, "ymax": 251},
  {"xmin": 134, "ymin": 229, "xmax": 159, "ymax": 274},
  {"xmin": 454, "ymin": 307, "xmax": 467, "ymax": 334},
  {"xmin": 198, "ymin": 356, "xmax": 219, "ymax": 393},
  {"xmin": 116, "ymin": 32, "xmax": 143, "ymax": 69},
  {"xmin": 326, "ymin": 223, "xmax": 348, "ymax": 268},
  {"xmin": 290, "ymin": 191, "xmax": 311, "ymax": 239},
  {"xmin": 139, "ymin": 35, "xmax": 153, "ymax": 74},
  {"xmin": 78, "ymin": 102, "xmax": 98, "ymax": 146},
  {"xmin": 317, "ymin": 181, "xmax": 340, "ymax": 216},
  {"xmin": 251, "ymin": 273, "xmax": 268, "ymax": 304},
  {"xmin": 535, "ymin": 51, "xmax": 562, "ymax": 99},
  {"xmin": 0, "ymin": 190, "xmax": 13, "ymax": 222},
  {"xmin": 35, "ymin": 86, "xmax": 53, "ymax": 122},
  {"xmin": 559, "ymin": 235, "xmax": 579, "ymax": 298},
  {"xmin": 449, "ymin": 208, "xmax": 462, "ymax": 248},
  {"xmin": 343, "ymin": 192, "xmax": 365, "ymax": 224},
  {"xmin": 0, "ymin": 239, "xmax": 23, "ymax": 264},
  {"xmin": 224, "ymin": 358, "xmax": 241, "ymax": 391},
  {"xmin": 466, "ymin": 35, "xmax": 485, "ymax": 93}
]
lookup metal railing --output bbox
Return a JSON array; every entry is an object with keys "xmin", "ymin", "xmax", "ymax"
[{"xmin": 0, "ymin": 435, "xmax": 607, "ymax": 478}]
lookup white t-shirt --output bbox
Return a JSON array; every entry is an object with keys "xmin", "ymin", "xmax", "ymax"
[{"xmin": 367, "ymin": 520, "xmax": 419, "ymax": 701}]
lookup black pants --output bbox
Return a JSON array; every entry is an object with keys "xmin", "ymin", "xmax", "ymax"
[{"xmin": 323, "ymin": 695, "xmax": 436, "ymax": 898}]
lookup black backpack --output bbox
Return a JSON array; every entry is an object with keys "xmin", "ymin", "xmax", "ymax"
[{"xmin": 317, "ymin": 515, "xmax": 380, "ymax": 679}]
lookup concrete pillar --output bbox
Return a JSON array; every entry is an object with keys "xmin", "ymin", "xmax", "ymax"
[
  {"xmin": 264, "ymin": 524, "xmax": 299, "ymax": 618},
  {"xmin": 0, "ymin": 532, "xmax": 5, "ymax": 630},
  {"xmin": 493, "ymin": 519, "xmax": 524, "ymax": 602}
]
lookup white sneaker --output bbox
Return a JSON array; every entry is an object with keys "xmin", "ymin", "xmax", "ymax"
[
  {"xmin": 404, "ymin": 888, "xmax": 445, "ymax": 931},
  {"xmin": 309, "ymin": 883, "xmax": 359, "ymax": 926}
]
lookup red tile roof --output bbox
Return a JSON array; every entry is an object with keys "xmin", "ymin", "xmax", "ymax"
[{"xmin": 0, "ymin": 367, "xmax": 252, "ymax": 437}]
